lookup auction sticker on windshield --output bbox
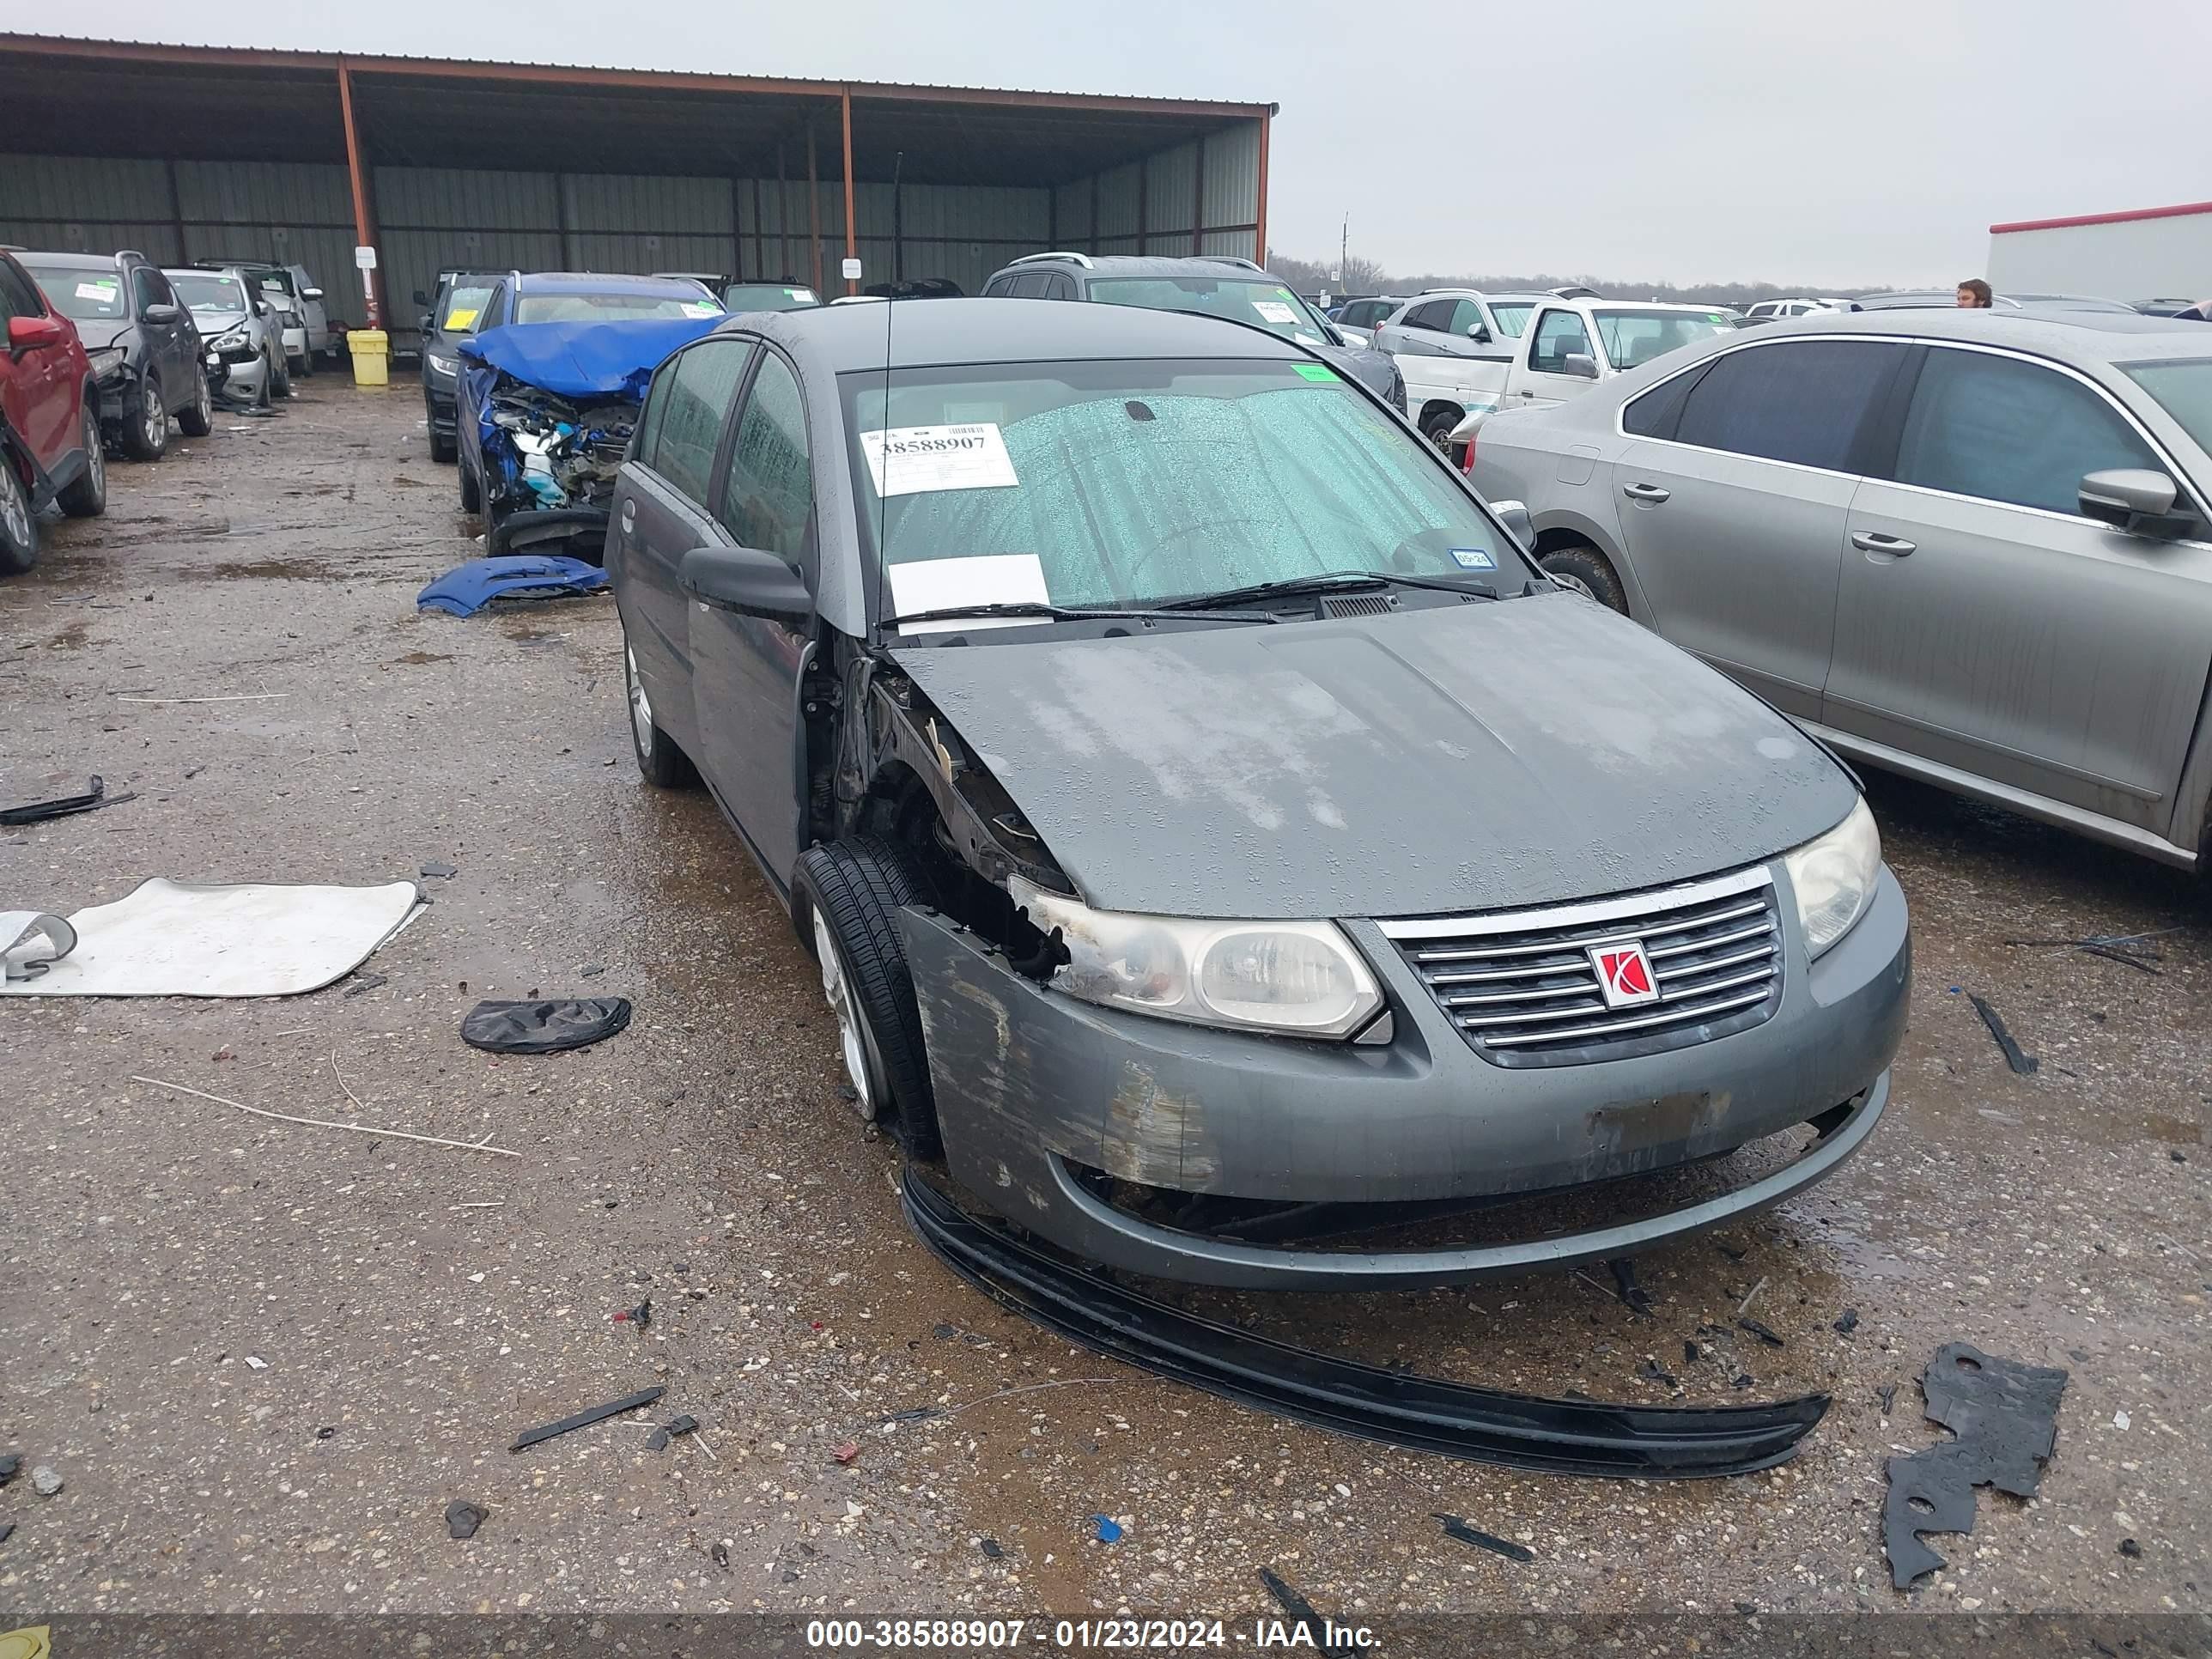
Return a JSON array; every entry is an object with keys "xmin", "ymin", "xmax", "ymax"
[
  {"xmin": 444, "ymin": 307, "xmax": 479, "ymax": 331},
  {"xmin": 861, "ymin": 424, "xmax": 1020, "ymax": 497},
  {"xmin": 76, "ymin": 281, "xmax": 118, "ymax": 301},
  {"xmin": 1252, "ymin": 301, "xmax": 1299, "ymax": 325},
  {"xmin": 887, "ymin": 552, "xmax": 1049, "ymax": 634}
]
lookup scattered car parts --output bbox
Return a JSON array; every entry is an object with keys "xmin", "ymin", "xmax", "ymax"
[
  {"xmin": 901, "ymin": 1168, "xmax": 1830, "ymax": 1478},
  {"xmin": 1884, "ymin": 1342, "xmax": 2069, "ymax": 1588}
]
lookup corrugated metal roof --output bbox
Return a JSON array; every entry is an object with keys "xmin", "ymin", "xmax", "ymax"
[{"xmin": 0, "ymin": 32, "xmax": 1276, "ymax": 115}]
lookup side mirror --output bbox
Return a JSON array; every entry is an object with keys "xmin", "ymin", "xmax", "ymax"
[
  {"xmin": 1490, "ymin": 499, "xmax": 1534, "ymax": 552},
  {"xmin": 419, "ymin": 313, "xmax": 436, "ymax": 337},
  {"xmin": 1467, "ymin": 322, "xmax": 1492, "ymax": 343},
  {"xmin": 413, "ymin": 289, "xmax": 430, "ymax": 307},
  {"xmin": 302, "ymin": 287, "xmax": 324, "ymax": 301},
  {"xmin": 142, "ymin": 302, "xmax": 182, "ymax": 325},
  {"xmin": 2080, "ymin": 468, "xmax": 2188, "ymax": 536},
  {"xmin": 6, "ymin": 314, "xmax": 65, "ymax": 353},
  {"xmin": 1562, "ymin": 352, "xmax": 1600, "ymax": 380},
  {"xmin": 680, "ymin": 544, "xmax": 812, "ymax": 619}
]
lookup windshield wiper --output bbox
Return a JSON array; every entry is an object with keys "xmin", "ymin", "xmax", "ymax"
[
  {"xmin": 884, "ymin": 600, "xmax": 1278, "ymax": 630},
  {"xmin": 1152, "ymin": 569, "xmax": 1498, "ymax": 611}
]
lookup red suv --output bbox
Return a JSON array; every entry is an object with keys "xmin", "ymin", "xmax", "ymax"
[{"xmin": 1, "ymin": 246, "xmax": 106, "ymax": 574}]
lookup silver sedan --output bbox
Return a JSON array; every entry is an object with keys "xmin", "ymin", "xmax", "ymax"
[{"xmin": 1470, "ymin": 307, "xmax": 2212, "ymax": 872}]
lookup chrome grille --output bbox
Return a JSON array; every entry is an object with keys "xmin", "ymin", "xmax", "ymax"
[{"xmin": 1376, "ymin": 867, "xmax": 1784, "ymax": 1067}]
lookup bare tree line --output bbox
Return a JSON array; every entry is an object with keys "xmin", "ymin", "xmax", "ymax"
[{"xmin": 1264, "ymin": 248, "xmax": 1895, "ymax": 308}]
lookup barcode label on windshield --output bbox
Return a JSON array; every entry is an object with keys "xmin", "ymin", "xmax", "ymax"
[{"xmin": 860, "ymin": 423, "xmax": 1020, "ymax": 497}]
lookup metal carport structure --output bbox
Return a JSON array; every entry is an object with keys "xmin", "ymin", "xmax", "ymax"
[{"xmin": 0, "ymin": 35, "xmax": 1273, "ymax": 348}]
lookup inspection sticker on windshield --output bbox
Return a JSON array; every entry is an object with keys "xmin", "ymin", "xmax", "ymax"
[
  {"xmin": 444, "ymin": 307, "xmax": 479, "ymax": 331},
  {"xmin": 860, "ymin": 423, "xmax": 1020, "ymax": 497},
  {"xmin": 681, "ymin": 301, "xmax": 720, "ymax": 318},
  {"xmin": 1291, "ymin": 363, "xmax": 1339, "ymax": 383},
  {"xmin": 1449, "ymin": 546, "xmax": 1498, "ymax": 570},
  {"xmin": 76, "ymin": 281, "xmax": 118, "ymax": 301},
  {"xmin": 1252, "ymin": 300, "xmax": 1300, "ymax": 325}
]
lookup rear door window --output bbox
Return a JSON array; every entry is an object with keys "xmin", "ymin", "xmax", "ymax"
[
  {"xmin": 1401, "ymin": 299, "xmax": 1456, "ymax": 334},
  {"xmin": 1669, "ymin": 339, "xmax": 1907, "ymax": 471},
  {"xmin": 1890, "ymin": 347, "xmax": 2158, "ymax": 514},
  {"xmin": 650, "ymin": 338, "xmax": 755, "ymax": 507}
]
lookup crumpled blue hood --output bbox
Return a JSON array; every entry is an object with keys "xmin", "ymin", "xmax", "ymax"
[{"xmin": 458, "ymin": 318, "xmax": 723, "ymax": 399}]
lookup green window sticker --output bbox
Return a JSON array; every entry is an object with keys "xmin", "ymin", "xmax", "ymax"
[
  {"xmin": 1292, "ymin": 363, "xmax": 1339, "ymax": 383},
  {"xmin": 1707, "ymin": 313, "xmax": 1729, "ymax": 324}
]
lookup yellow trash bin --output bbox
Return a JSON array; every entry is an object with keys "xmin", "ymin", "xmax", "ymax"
[{"xmin": 347, "ymin": 329, "xmax": 390, "ymax": 387}]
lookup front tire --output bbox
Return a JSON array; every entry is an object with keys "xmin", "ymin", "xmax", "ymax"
[
  {"xmin": 292, "ymin": 349, "xmax": 313, "ymax": 380},
  {"xmin": 0, "ymin": 452, "xmax": 37, "ymax": 575},
  {"xmin": 623, "ymin": 641, "xmax": 699, "ymax": 788},
  {"xmin": 57, "ymin": 403, "xmax": 106, "ymax": 518},
  {"xmin": 793, "ymin": 838, "xmax": 940, "ymax": 1156},
  {"xmin": 270, "ymin": 346, "xmax": 292, "ymax": 399},
  {"xmin": 1540, "ymin": 543, "xmax": 1629, "ymax": 613},
  {"xmin": 120, "ymin": 374, "xmax": 168, "ymax": 461},
  {"xmin": 177, "ymin": 371, "xmax": 213, "ymax": 438},
  {"xmin": 1420, "ymin": 407, "xmax": 1462, "ymax": 454},
  {"xmin": 459, "ymin": 451, "xmax": 482, "ymax": 514}
]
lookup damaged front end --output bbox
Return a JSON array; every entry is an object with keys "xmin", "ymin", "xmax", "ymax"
[
  {"xmin": 459, "ymin": 315, "xmax": 723, "ymax": 563},
  {"xmin": 480, "ymin": 380, "xmax": 636, "ymax": 560}
]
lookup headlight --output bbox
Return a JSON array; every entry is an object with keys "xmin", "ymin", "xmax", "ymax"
[
  {"xmin": 86, "ymin": 346, "xmax": 126, "ymax": 381},
  {"xmin": 211, "ymin": 329, "xmax": 248, "ymax": 352},
  {"xmin": 1783, "ymin": 796, "xmax": 1881, "ymax": 958},
  {"xmin": 426, "ymin": 352, "xmax": 457, "ymax": 374},
  {"xmin": 1010, "ymin": 877, "xmax": 1383, "ymax": 1039}
]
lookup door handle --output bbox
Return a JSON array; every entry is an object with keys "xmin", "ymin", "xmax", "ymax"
[
  {"xmin": 1850, "ymin": 530, "xmax": 1915, "ymax": 556},
  {"xmin": 1621, "ymin": 482, "xmax": 1671, "ymax": 503},
  {"xmin": 618, "ymin": 501, "xmax": 636, "ymax": 537}
]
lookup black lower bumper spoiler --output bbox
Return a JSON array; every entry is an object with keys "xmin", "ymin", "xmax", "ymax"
[{"xmin": 902, "ymin": 1169, "xmax": 1828, "ymax": 1479}]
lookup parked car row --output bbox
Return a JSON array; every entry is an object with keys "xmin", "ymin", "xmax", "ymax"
[{"xmin": 1, "ymin": 242, "xmax": 317, "ymax": 574}]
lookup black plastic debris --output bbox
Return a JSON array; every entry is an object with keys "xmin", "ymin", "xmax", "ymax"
[
  {"xmin": 665, "ymin": 1413, "xmax": 699, "ymax": 1439},
  {"xmin": 980, "ymin": 1538, "xmax": 1004, "ymax": 1559},
  {"xmin": 1435, "ymin": 1512, "xmax": 1534, "ymax": 1563},
  {"xmin": 1968, "ymin": 994, "xmax": 2039, "ymax": 1075},
  {"xmin": 0, "ymin": 1455, "xmax": 17, "ymax": 1486},
  {"xmin": 1259, "ymin": 1568, "xmax": 1351, "ymax": 1655},
  {"xmin": 1834, "ymin": 1309, "xmax": 1861, "ymax": 1335},
  {"xmin": 1608, "ymin": 1257, "xmax": 1655, "ymax": 1316},
  {"xmin": 344, "ymin": 972, "xmax": 388, "ymax": 999},
  {"xmin": 1737, "ymin": 1317, "xmax": 1786, "ymax": 1348},
  {"xmin": 419, "ymin": 860, "xmax": 459, "ymax": 880},
  {"xmin": 1883, "ymin": 1342, "xmax": 2069, "ymax": 1588},
  {"xmin": 1877, "ymin": 1382, "xmax": 1899, "ymax": 1415},
  {"xmin": 462, "ymin": 997, "xmax": 631, "ymax": 1054},
  {"xmin": 315, "ymin": 1426, "xmax": 337, "ymax": 1440},
  {"xmin": 902, "ymin": 1167, "xmax": 1829, "ymax": 1478},
  {"xmin": 1637, "ymin": 1358, "xmax": 1680, "ymax": 1389},
  {"xmin": 2118, "ymin": 1537, "xmax": 2142, "ymax": 1559},
  {"xmin": 446, "ymin": 1499, "xmax": 489, "ymax": 1540},
  {"xmin": 2004, "ymin": 927, "xmax": 2178, "ymax": 977},
  {"xmin": 0, "ymin": 775, "xmax": 136, "ymax": 826},
  {"xmin": 511, "ymin": 1384, "xmax": 665, "ymax": 1451},
  {"xmin": 645, "ymin": 1428, "xmax": 671, "ymax": 1452},
  {"xmin": 612, "ymin": 1297, "xmax": 652, "ymax": 1330},
  {"xmin": 0, "ymin": 1522, "xmax": 13, "ymax": 1546}
]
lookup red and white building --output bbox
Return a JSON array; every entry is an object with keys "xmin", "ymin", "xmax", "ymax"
[{"xmin": 1987, "ymin": 198, "xmax": 2212, "ymax": 306}]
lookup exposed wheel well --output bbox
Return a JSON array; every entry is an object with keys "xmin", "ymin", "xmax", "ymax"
[
  {"xmin": 1532, "ymin": 527, "xmax": 1595, "ymax": 556},
  {"xmin": 1418, "ymin": 399, "xmax": 1465, "ymax": 432}
]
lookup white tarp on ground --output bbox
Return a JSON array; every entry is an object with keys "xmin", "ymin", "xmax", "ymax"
[{"xmin": 0, "ymin": 878, "xmax": 422, "ymax": 997}]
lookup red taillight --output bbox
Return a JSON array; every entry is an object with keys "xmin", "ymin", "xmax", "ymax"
[{"xmin": 1462, "ymin": 427, "xmax": 1477, "ymax": 474}]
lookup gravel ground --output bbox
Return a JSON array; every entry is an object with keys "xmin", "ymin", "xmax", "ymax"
[{"xmin": 1, "ymin": 381, "xmax": 2206, "ymax": 1626}]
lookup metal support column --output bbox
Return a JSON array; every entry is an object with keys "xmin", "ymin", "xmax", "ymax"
[
  {"xmin": 841, "ymin": 87, "xmax": 857, "ymax": 294},
  {"xmin": 336, "ymin": 58, "xmax": 380, "ymax": 327}
]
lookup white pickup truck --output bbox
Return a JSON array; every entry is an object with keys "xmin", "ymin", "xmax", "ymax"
[{"xmin": 1379, "ymin": 294, "xmax": 1736, "ymax": 454}]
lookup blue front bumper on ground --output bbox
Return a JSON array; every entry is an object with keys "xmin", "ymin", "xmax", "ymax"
[{"xmin": 896, "ymin": 865, "xmax": 1910, "ymax": 1290}]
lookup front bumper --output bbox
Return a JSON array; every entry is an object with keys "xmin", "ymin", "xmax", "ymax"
[
  {"xmin": 94, "ymin": 364, "xmax": 138, "ymax": 424},
  {"xmin": 898, "ymin": 864, "xmax": 1909, "ymax": 1289}
]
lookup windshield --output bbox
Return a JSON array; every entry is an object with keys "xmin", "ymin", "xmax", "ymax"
[
  {"xmin": 2124, "ymin": 360, "xmax": 2212, "ymax": 458},
  {"xmin": 514, "ymin": 290, "xmax": 721, "ymax": 324},
  {"xmin": 168, "ymin": 271, "xmax": 247, "ymax": 319},
  {"xmin": 1488, "ymin": 301, "xmax": 1537, "ymax": 338},
  {"xmin": 842, "ymin": 358, "xmax": 1521, "ymax": 624},
  {"xmin": 438, "ymin": 283, "xmax": 495, "ymax": 331},
  {"xmin": 23, "ymin": 263, "xmax": 125, "ymax": 323},
  {"xmin": 1085, "ymin": 277, "xmax": 1334, "ymax": 349},
  {"xmin": 723, "ymin": 282, "xmax": 818, "ymax": 311},
  {"xmin": 1593, "ymin": 307, "xmax": 1735, "ymax": 371}
]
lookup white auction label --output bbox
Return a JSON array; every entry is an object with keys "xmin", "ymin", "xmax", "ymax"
[
  {"xmin": 860, "ymin": 423, "xmax": 1020, "ymax": 498},
  {"xmin": 1252, "ymin": 300, "xmax": 1299, "ymax": 324}
]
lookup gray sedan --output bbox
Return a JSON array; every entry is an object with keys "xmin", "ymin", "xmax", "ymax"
[
  {"xmin": 1470, "ymin": 307, "xmax": 2212, "ymax": 872},
  {"xmin": 605, "ymin": 297, "xmax": 1907, "ymax": 1291}
]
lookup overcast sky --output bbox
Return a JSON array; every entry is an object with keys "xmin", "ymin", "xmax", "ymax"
[{"xmin": 11, "ymin": 1, "xmax": 2209, "ymax": 287}]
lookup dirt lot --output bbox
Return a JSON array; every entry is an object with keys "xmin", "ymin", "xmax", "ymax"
[{"xmin": 2, "ymin": 380, "xmax": 2207, "ymax": 1626}]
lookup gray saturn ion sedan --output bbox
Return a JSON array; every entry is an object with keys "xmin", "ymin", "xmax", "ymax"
[
  {"xmin": 1471, "ymin": 307, "xmax": 2212, "ymax": 874},
  {"xmin": 606, "ymin": 298, "xmax": 1911, "ymax": 1290}
]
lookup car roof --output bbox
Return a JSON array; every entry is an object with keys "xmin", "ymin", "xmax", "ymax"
[
  {"xmin": 1042, "ymin": 255, "xmax": 1279, "ymax": 280},
  {"xmin": 1409, "ymin": 288, "xmax": 1551, "ymax": 302},
  {"xmin": 735, "ymin": 294, "xmax": 1308, "ymax": 375},
  {"xmin": 13, "ymin": 252, "xmax": 114, "ymax": 269},
  {"xmin": 512, "ymin": 271, "xmax": 714, "ymax": 297},
  {"xmin": 1753, "ymin": 306, "xmax": 2212, "ymax": 364}
]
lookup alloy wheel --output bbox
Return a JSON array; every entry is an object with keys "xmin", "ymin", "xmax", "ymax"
[
  {"xmin": 1550, "ymin": 569, "xmax": 1599, "ymax": 602},
  {"xmin": 0, "ymin": 459, "xmax": 29, "ymax": 550},
  {"xmin": 83, "ymin": 406, "xmax": 105, "ymax": 497},
  {"xmin": 142, "ymin": 383, "xmax": 164, "ymax": 451},
  {"xmin": 812, "ymin": 908, "xmax": 875, "ymax": 1119}
]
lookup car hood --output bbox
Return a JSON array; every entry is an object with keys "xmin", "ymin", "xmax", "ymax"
[
  {"xmin": 892, "ymin": 592, "xmax": 1857, "ymax": 921},
  {"xmin": 79, "ymin": 324, "xmax": 132, "ymax": 353}
]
